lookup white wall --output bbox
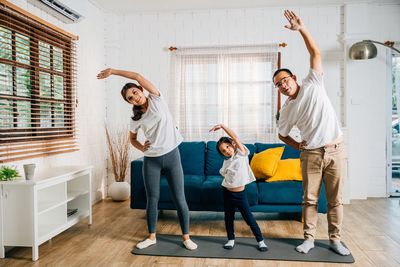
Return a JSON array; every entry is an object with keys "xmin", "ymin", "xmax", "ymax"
[
  {"xmin": 104, "ymin": 2, "xmax": 400, "ymax": 201},
  {"xmin": 8, "ymin": 0, "xmax": 108, "ymax": 202},
  {"xmin": 344, "ymin": 3, "xmax": 400, "ymax": 199}
]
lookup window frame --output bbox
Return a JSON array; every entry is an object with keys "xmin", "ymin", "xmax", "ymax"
[{"xmin": 0, "ymin": 1, "xmax": 78, "ymax": 163}]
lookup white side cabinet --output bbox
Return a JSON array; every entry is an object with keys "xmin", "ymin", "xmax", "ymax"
[{"xmin": 0, "ymin": 165, "xmax": 92, "ymax": 261}]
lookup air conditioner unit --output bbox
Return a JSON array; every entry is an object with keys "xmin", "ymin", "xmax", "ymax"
[{"xmin": 28, "ymin": 0, "xmax": 84, "ymax": 23}]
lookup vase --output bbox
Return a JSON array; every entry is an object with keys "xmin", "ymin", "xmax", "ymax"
[
  {"xmin": 108, "ymin": 181, "xmax": 130, "ymax": 201},
  {"xmin": 23, "ymin": 163, "xmax": 36, "ymax": 180}
]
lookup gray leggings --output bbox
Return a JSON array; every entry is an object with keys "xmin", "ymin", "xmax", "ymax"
[{"xmin": 143, "ymin": 147, "xmax": 189, "ymax": 234}]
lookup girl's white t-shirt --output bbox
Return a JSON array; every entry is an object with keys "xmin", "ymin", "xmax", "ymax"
[
  {"xmin": 130, "ymin": 93, "xmax": 183, "ymax": 157},
  {"xmin": 278, "ymin": 69, "xmax": 342, "ymax": 149},
  {"xmin": 220, "ymin": 146, "xmax": 256, "ymax": 189}
]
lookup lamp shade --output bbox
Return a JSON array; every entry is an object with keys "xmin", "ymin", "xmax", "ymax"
[{"xmin": 349, "ymin": 41, "xmax": 377, "ymax": 60}]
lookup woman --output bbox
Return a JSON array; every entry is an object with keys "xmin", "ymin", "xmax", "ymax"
[{"xmin": 97, "ymin": 68, "xmax": 197, "ymax": 250}]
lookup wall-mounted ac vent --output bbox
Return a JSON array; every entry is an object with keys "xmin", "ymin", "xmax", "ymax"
[{"xmin": 28, "ymin": 0, "xmax": 84, "ymax": 23}]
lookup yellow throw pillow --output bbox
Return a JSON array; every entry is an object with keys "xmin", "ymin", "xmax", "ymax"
[
  {"xmin": 267, "ymin": 158, "xmax": 302, "ymax": 182},
  {"xmin": 250, "ymin": 146, "xmax": 284, "ymax": 179}
]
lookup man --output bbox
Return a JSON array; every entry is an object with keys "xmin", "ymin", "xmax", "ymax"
[{"xmin": 274, "ymin": 10, "xmax": 350, "ymax": 256}]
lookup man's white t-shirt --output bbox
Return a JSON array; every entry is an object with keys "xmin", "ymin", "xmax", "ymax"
[
  {"xmin": 278, "ymin": 69, "xmax": 342, "ymax": 149},
  {"xmin": 220, "ymin": 146, "xmax": 256, "ymax": 189},
  {"xmin": 130, "ymin": 93, "xmax": 183, "ymax": 157}
]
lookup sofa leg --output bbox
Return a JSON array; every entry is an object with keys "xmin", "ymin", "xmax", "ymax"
[{"xmin": 281, "ymin": 212, "xmax": 302, "ymax": 221}]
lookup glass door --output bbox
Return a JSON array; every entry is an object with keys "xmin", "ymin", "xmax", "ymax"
[{"xmin": 390, "ymin": 52, "xmax": 400, "ymax": 196}]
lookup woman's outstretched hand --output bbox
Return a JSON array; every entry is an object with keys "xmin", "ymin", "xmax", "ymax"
[
  {"xmin": 284, "ymin": 10, "xmax": 303, "ymax": 31},
  {"xmin": 97, "ymin": 68, "xmax": 113, "ymax": 79}
]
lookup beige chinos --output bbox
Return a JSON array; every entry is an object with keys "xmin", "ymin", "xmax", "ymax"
[{"xmin": 300, "ymin": 143, "xmax": 345, "ymax": 241}]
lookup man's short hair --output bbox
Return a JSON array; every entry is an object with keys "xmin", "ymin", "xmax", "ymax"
[{"xmin": 273, "ymin": 68, "xmax": 293, "ymax": 79}]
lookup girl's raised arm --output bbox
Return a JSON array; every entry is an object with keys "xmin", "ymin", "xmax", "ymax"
[{"xmin": 209, "ymin": 124, "xmax": 246, "ymax": 154}]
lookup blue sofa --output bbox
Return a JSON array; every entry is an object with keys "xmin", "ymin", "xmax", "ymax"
[{"xmin": 130, "ymin": 141, "xmax": 327, "ymax": 214}]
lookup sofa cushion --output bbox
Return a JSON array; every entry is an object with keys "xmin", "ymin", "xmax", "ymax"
[
  {"xmin": 206, "ymin": 141, "xmax": 256, "ymax": 176},
  {"xmin": 201, "ymin": 175, "xmax": 224, "ymax": 206},
  {"xmin": 245, "ymin": 144, "xmax": 256, "ymax": 161},
  {"xmin": 250, "ymin": 146, "xmax": 284, "ymax": 179},
  {"xmin": 244, "ymin": 181, "xmax": 258, "ymax": 206},
  {"xmin": 255, "ymin": 143, "xmax": 300, "ymax": 159},
  {"xmin": 258, "ymin": 181, "xmax": 303, "ymax": 204},
  {"xmin": 159, "ymin": 175, "xmax": 204, "ymax": 203},
  {"xmin": 258, "ymin": 181, "xmax": 327, "ymax": 211},
  {"xmin": 267, "ymin": 159, "xmax": 302, "ymax": 182},
  {"xmin": 178, "ymin": 142, "xmax": 206, "ymax": 175},
  {"xmin": 201, "ymin": 176, "xmax": 258, "ymax": 206}
]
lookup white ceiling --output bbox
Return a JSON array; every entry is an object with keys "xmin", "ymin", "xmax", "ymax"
[{"xmin": 88, "ymin": 0, "xmax": 393, "ymax": 14}]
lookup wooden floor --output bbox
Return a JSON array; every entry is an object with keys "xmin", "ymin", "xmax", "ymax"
[{"xmin": 1, "ymin": 198, "xmax": 400, "ymax": 267}]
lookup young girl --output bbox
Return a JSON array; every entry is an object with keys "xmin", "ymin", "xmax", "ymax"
[
  {"xmin": 209, "ymin": 124, "xmax": 268, "ymax": 251},
  {"xmin": 97, "ymin": 68, "xmax": 197, "ymax": 251}
]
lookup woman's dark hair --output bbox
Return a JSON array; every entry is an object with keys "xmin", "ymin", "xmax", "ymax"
[
  {"xmin": 273, "ymin": 68, "xmax": 293, "ymax": 79},
  {"xmin": 216, "ymin": 136, "xmax": 234, "ymax": 158},
  {"xmin": 121, "ymin": 82, "xmax": 144, "ymax": 121}
]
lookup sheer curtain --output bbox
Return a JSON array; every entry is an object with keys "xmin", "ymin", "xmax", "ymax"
[{"xmin": 169, "ymin": 45, "xmax": 280, "ymax": 143}]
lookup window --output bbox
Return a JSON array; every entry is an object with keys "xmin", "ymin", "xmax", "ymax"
[
  {"xmin": 0, "ymin": 2, "xmax": 78, "ymax": 163},
  {"xmin": 169, "ymin": 45, "xmax": 280, "ymax": 142}
]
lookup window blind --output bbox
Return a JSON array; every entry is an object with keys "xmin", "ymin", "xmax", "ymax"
[{"xmin": 0, "ymin": 1, "xmax": 78, "ymax": 163}]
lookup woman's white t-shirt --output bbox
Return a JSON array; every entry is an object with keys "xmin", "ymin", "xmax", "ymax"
[
  {"xmin": 220, "ymin": 146, "xmax": 256, "ymax": 189},
  {"xmin": 130, "ymin": 93, "xmax": 183, "ymax": 157}
]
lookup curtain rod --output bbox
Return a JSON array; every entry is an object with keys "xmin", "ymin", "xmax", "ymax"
[{"xmin": 168, "ymin": 43, "xmax": 287, "ymax": 51}]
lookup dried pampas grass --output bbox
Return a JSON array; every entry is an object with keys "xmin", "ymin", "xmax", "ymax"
[{"xmin": 105, "ymin": 125, "xmax": 130, "ymax": 182}]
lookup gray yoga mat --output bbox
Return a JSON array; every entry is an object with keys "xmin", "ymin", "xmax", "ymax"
[{"xmin": 131, "ymin": 234, "xmax": 355, "ymax": 263}]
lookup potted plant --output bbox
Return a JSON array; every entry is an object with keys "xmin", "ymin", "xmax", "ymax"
[
  {"xmin": 105, "ymin": 125, "xmax": 131, "ymax": 201},
  {"xmin": 0, "ymin": 166, "xmax": 20, "ymax": 181}
]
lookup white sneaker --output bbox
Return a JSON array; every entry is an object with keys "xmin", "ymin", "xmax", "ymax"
[
  {"xmin": 136, "ymin": 238, "xmax": 156, "ymax": 249},
  {"xmin": 183, "ymin": 239, "xmax": 198, "ymax": 250}
]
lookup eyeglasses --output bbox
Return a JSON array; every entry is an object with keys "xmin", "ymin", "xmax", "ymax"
[{"xmin": 274, "ymin": 76, "xmax": 292, "ymax": 88}]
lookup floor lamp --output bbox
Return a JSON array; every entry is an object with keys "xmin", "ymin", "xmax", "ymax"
[{"xmin": 349, "ymin": 40, "xmax": 400, "ymax": 60}]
